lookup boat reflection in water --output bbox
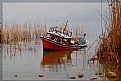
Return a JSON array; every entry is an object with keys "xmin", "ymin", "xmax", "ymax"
[{"xmin": 41, "ymin": 51, "xmax": 73, "ymax": 72}]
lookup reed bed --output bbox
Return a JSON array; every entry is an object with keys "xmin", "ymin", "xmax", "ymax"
[
  {"xmin": 1, "ymin": 22, "xmax": 43, "ymax": 45},
  {"xmin": 96, "ymin": 0, "xmax": 121, "ymax": 64},
  {"xmin": 1, "ymin": 22, "xmax": 47, "ymax": 56},
  {"xmin": 95, "ymin": 0, "xmax": 121, "ymax": 78}
]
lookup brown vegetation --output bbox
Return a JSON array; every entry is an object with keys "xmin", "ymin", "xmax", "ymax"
[
  {"xmin": 96, "ymin": 0, "xmax": 121, "ymax": 63},
  {"xmin": 1, "ymin": 22, "xmax": 42, "ymax": 45},
  {"xmin": 96, "ymin": 0, "xmax": 121, "ymax": 78}
]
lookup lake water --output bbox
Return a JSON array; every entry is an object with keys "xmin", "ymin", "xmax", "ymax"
[{"xmin": 2, "ymin": 21, "xmax": 107, "ymax": 80}]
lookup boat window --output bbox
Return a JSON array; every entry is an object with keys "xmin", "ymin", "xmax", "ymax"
[
  {"xmin": 49, "ymin": 35, "xmax": 55, "ymax": 40},
  {"xmin": 54, "ymin": 37, "xmax": 58, "ymax": 41},
  {"xmin": 49, "ymin": 27, "xmax": 54, "ymax": 32},
  {"xmin": 60, "ymin": 28, "xmax": 63, "ymax": 33},
  {"xmin": 57, "ymin": 38, "xmax": 61, "ymax": 43},
  {"xmin": 55, "ymin": 27, "xmax": 61, "ymax": 33}
]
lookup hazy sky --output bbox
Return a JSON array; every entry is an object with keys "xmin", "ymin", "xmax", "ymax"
[{"xmin": 3, "ymin": 3, "xmax": 108, "ymax": 22}]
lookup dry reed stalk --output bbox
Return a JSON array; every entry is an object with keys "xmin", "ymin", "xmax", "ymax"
[
  {"xmin": 96, "ymin": 0, "xmax": 121, "ymax": 64},
  {"xmin": 32, "ymin": 23, "xmax": 42, "ymax": 40},
  {"xmin": 43, "ymin": 25, "xmax": 47, "ymax": 36},
  {"xmin": 37, "ymin": 23, "xmax": 42, "ymax": 39}
]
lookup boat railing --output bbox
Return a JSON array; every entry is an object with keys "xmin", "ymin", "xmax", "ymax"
[{"xmin": 49, "ymin": 27, "xmax": 72, "ymax": 37}]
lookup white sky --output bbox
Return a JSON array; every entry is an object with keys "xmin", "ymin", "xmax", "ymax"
[{"xmin": 3, "ymin": 3, "xmax": 108, "ymax": 22}]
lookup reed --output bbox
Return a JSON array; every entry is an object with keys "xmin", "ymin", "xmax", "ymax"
[
  {"xmin": 1, "ymin": 21, "xmax": 42, "ymax": 45},
  {"xmin": 96, "ymin": 0, "xmax": 121, "ymax": 64}
]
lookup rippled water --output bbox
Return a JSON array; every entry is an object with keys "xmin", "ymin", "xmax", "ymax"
[{"xmin": 3, "ymin": 21, "xmax": 107, "ymax": 80}]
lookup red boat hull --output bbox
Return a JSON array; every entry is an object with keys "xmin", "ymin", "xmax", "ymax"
[{"xmin": 41, "ymin": 37, "xmax": 76, "ymax": 51}]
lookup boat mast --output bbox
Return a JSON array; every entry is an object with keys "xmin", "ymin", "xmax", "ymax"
[{"xmin": 63, "ymin": 20, "xmax": 68, "ymax": 33}]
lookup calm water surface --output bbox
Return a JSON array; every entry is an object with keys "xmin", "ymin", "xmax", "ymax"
[{"xmin": 3, "ymin": 21, "xmax": 106, "ymax": 80}]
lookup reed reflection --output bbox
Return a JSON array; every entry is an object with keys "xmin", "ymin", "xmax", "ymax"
[{"xmin": 3, "ymin": 42, "xmax": 40, "ymax": 62}]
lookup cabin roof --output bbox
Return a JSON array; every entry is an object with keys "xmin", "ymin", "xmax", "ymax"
[{"xmin": 48, "ymin": 31, "xmax": 72, "ymax": 39}]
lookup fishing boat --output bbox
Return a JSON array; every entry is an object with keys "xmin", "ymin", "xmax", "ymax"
[{"xmin": 40, "ymin": 21, "xmax": 89, "ymax": 51}]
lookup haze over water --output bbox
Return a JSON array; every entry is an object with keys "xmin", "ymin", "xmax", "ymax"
[{"xmin": 2, "ymin": 3, "xmax": 109, "ymax": 80}]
